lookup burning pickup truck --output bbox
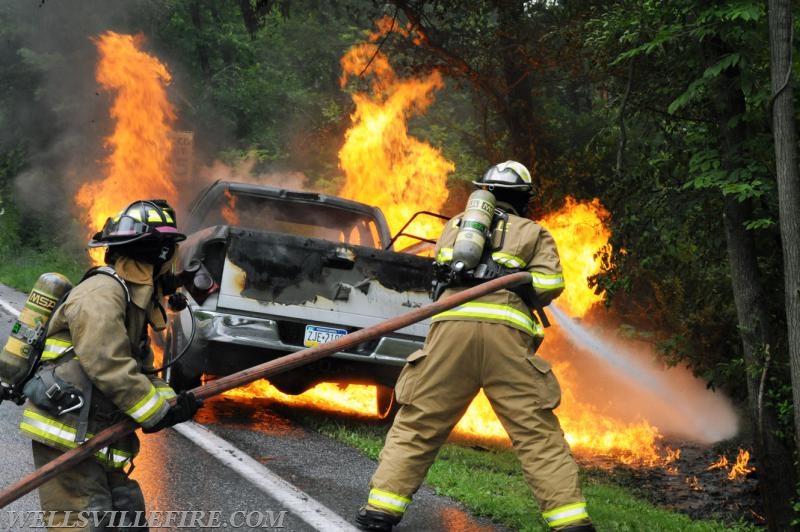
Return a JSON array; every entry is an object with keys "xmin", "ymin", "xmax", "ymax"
[{"xmin": 164, "ymin": 180, "xmax": 435, "ymax": 418}]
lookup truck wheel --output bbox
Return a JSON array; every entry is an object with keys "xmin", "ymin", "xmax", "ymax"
[
  {"xmin": 376, "ymin": 385, "xmax": 398, "ymax": 421},
  {"xmin": 272, "ymin": 381, "xmax": 310, "ymax": 396},
  {"xmin": 164, "ymin": 326, "xmax": 201, "ymax": 392},
  {"xmin": 167, "ymin": 363, "xmax": 202, "ymax": 392}
]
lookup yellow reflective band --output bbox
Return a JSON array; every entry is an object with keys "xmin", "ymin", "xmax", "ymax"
[
  {"xmin": 436, "ymin": 247, "xmax": 453, "ymax": 263},
  {"xmin": 21, "ymin": 409, "xmax": 79, "ymax": 448},
  {"xmin": 145, "ymin": 206, "xmax": 163, "ymax": 222},
  {"xmin": 531, "ymin": 272, "xmax": 565, "ymax": 290},
  {"xmin": 156, "ymin": 386, "xmax": 177, "ymax": 400},
  {"xmin": 432, "ymin": 302, "xmax": 543, "ymax": 337},
  {"xmin": 542, "ymin": 502, "xmax": 589, "ymax": 528},
  {"xmin": 41, "ymin": 338, "xmax": 73, "ymax": 361},
  {"xmin": 20, "ymin": 410, "xmax": 131, "ymax": 468},
  {"xmin": 126, "ymin": 386, "xmax": 166, "ymax": 423},
  {"xmin": 368, "ymin": 489, "xmax": 411, "ymax": 513},
  {"xmin": 492, "ymin": 252, "xmax": 526, "ymax": 268}
]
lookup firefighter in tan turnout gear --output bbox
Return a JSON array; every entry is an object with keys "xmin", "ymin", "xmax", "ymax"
[
  {"xmin": 356, "ymin": 161, "xmax": 595, "ymax": 532},
  {"xmin": 19, "ymin": 199, "xmax": 203, "ymax": 531}
]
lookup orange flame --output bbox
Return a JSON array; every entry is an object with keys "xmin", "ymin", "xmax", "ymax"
[
  {"xmin": 707, "ymin": 455, "xmax": 729, "ymax": 471},
  {"xmin": 540, "ymin": 197, "xmax": 610, "ymax": 317},
  {"xmin": 707, "ymin": 449, "xmax": 754, "ymax": 480},
  {"xmin": 76, "ymin": 31, "xmax": 177, "ymax": 264},
  {"xmin": 338, "ymin": 19, "xmax": 452, "ymax": 252},
  {"xmin": 225, "ymin": 381, "xmax": 378, "ymax": 417},
  {"xmin": 222, "ymin": 189, "xmax": 240, "ymax": 225},
  {"xmin": 665, "ymin": 446, "xmax": 681, "ymax": 463},
  {"xmin": 729, "ymin": 449, "xmax": 754, "ymax": 480}
]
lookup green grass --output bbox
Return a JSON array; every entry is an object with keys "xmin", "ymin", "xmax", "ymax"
[
  {"xmin": 0, "ymin": 246, "xmax": 89, "ymax": 292},
  {"xmin": 304, "ymin": 416, "xmax": 759, "ymax": 532}
]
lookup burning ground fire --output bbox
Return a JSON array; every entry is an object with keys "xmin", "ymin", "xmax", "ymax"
[
  {"xmin": 707, "ymin": 449, "xmax": 755, "ymax": 481},
  {"xmin": 76, "ymin": 26, "xmax": 744, "ymax": 473}
]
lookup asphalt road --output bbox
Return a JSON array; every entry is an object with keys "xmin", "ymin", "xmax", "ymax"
[{"xmin": 0, "ymin": 283, "xmax": 508, "ymax": 532}]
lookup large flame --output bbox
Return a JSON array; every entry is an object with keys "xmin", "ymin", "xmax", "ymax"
[
  {"xmin": 541, "ymin": 197, "xmax": 610, "ymax": 317},
  {"xmin": 76, "ymin": 32, "xmax": 177, "ymax": 264},
  {"xmin": 338, "ymin": 18, "xmax": 452, "ymax": 251}
]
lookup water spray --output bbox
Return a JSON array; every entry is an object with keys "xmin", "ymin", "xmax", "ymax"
[{"xmin": 549, "ymin": 304, "xmax": 736, "ymax": 443}]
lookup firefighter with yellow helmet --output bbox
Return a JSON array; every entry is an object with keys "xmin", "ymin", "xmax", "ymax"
[
  {"xmin": 19, "ymin": 199, "xmax": 203, "ymax": 531},
  {"xmin": 356, "ymin": 161, "xmax": 595, "ymax": 531}
]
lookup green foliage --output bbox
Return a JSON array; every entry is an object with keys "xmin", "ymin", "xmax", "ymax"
[
  {"xmin": 0, "ymin": 200, "xmax": 88, "ymax": 291},
  {"xmin": 147, "ymin": 0, "xmax": 372, "ymax": 181},
  {"xmin": 685, "ymin": 144, "xmax": 773, "ymax": 202},
  {"xmin": 580, "ymin": 0, "xmax": 790, "ymax": 404}
]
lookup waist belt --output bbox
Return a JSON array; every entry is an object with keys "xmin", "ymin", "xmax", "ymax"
[{"xmin": 25, "ymin": 353, "xmax": 93, "ymax": 443}]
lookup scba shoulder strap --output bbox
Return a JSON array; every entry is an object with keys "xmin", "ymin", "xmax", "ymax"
[{"xmin": 82, "ymin": 266, "xmax": 131, "ymax": 305}]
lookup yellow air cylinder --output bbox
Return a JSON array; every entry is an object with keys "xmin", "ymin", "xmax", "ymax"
[
  {"xmin": 452, "ymin": 189, "xmax": 496, "ymax": 272},
  {"xmin": 0, "ymin": 273, "xmax": 72, "ymax": 386}
]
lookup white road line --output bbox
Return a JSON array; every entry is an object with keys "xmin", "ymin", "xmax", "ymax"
[
  {"xmin": 174, "ymin": 422, "xmax": 359, "ymax": 532},
  {"xmin": 0, "ymin": 297, "xmax": 20, "ymax": 318},
  {"xmin": 0, "ymin": 294, "xmax": 358, "ymax": 532}
]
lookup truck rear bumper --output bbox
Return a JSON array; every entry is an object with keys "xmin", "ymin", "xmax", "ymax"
[{"xmin": 180, "ymin": 308, "xmax": 421, "ymax": 367}]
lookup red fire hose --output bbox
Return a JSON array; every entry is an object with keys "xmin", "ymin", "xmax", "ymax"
[{"xmin": 0, "ymin": 271, "xmax": 531, "ymax": 508}]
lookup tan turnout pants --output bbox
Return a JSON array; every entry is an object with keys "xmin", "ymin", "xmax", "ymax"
[
  {"xmin": 32, "ymin": 441, "xmax": 146, "ymax": 531},
  {"xmin": 369, "ymin": 320, "xmax": 589, "ymax": 527}
]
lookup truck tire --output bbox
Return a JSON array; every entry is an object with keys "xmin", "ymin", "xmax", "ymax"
[
  {"xmin": 376, "ymin": 384, "xmax": 398, "ymax": 421},
  {"xmin": 164, "ymin": 326, "xmax": 202, "ymax": 392},
  {"xmin": 167, "ymin": 362, "xmax": 202, "ymax": 392},
  {"xmin": 272, "ymin": 380, "xmax": 310, "ymax": 396}
]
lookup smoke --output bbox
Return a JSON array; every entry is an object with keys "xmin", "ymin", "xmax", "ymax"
[
  {"xmin": 197, "ymin": 158, "xmax": 310, "ymax": 192},
  {"xmin": 184, "ymin": 157, "xmax": 311, "ymax": 216}
]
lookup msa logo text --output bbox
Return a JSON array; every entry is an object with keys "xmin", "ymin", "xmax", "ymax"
[{"xmin": 28, "ymin": 290, "xmax": 58, "ymax": 311}]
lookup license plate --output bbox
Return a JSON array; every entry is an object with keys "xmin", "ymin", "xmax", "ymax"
[{"xmin": 303, "ymin": 325, "xmax": 347, "ymax": 347}]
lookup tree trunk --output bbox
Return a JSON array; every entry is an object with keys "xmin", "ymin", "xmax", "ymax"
[
  {"xmin": 768, "ymin": 0, "xmax": 800, "ymax": 460},
  {"xmin": 717, "ymin": 58, "xmax": 797, "ymax": 529},
  {"xmin": 723, "ymin": 198, "xmax": 796, "ymax": 530},
  {"xmin": 188, "ymin": 0, "xmax": 211, "ymax": 81},
  {"xmin": 495, "ymin": 0, "xmax": 537, "ymax": 171}
]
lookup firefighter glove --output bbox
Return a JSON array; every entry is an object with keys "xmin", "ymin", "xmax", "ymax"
[{"xmin": 142, "ymin": 391, "xmax": 203, "ymax": 433}]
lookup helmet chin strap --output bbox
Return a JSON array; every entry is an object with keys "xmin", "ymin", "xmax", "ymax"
[{"xmin": 158, "ymin": 245, "xmax": 172, "ymax": 262}]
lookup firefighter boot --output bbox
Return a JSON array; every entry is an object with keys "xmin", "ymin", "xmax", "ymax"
[
  {"xmin": 559, "ymin": 525, "xmax": 597, "ymax": 532},
  {"xmin": 355, "ymin": 507, "xmax": 401, "ymax": 531}
]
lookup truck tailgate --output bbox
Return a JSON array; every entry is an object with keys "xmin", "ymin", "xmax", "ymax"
[{"xmin": 216, "ymin": 228, "xmax": 433, "ymax": 338}]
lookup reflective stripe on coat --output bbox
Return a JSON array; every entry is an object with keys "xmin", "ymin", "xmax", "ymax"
[{"xmin": 432, "ymin": 212, "xmax": 564, "ymax": 337}]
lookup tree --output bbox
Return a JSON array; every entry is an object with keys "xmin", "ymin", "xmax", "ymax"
[
  {"xmin": 378, "ymin": 0, "xmax": 603, "ymax": 202},
  {"xmin": 768, "ymin": 0, "xmax": 800, "ymax": 458},
  {"xmin": 147, "ymin": 0, "xmax": 376, "ymax": 181},
  {"xmin": 584, "ymin": 1, "xmax": 797, "ymax": 527}
]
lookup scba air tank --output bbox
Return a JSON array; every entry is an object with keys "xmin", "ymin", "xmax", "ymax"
[
  {"xmin": 0, "ymin": 272, "xmax": 72, "ymax": 387},
  {"xmin": 452, "ymin": 189, "xmax": 496, "ymax": 272}
]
